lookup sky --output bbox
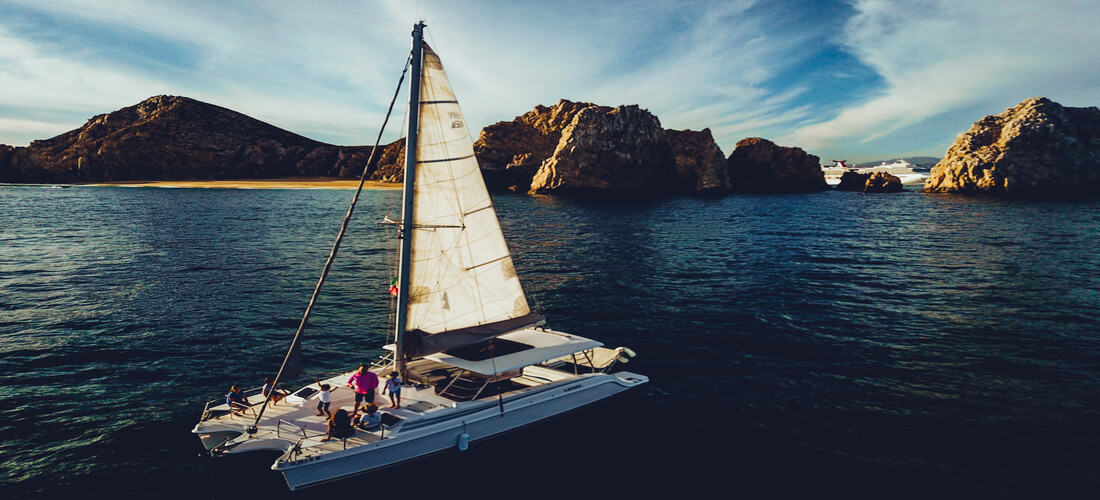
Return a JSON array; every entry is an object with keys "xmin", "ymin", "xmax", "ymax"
[{"xmin": 1, "ymin": 0, "xmax": 1098, "ymax": 164}]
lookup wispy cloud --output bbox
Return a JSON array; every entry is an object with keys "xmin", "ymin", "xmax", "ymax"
[
  {"xmin": 783, "ymin": 0, "xmax": 1100, "ymax": 161},
  {"xmin": 0, "ymin": 0, "xmax": 1097, "ymax": 162}
]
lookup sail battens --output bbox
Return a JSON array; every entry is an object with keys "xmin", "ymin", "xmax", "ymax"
[
  {"xmin": 413, "ymin": 224, "xmax": 465, "ymax": 229},
  {"xmin": 463, "ymin": 205, "xmax": 493, "ymax": 217},
  {"xmin": 417, "ymin": 154, "xmax": 475, "ymax": 164},
  {"xmin": 465, "ymin": 255, "xmax": 509, "ymax": 271},
  {"xmin": 403, "ymin": 42, "xmax": 536, "ymax": 355}
]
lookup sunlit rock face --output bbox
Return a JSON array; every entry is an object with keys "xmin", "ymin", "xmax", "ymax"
[
  {"xmin": 726, "ymin": 137, "xmax": 829, "ymax": 193},
  {"xmin": 0, "ymin": 95, "xmax": 383, "ymax": 183},
  {"xmin": 474, "ymin": 99, "xmax": 600, "ymax": 191},
  {"xmin": 476, "ymin": 100, "xmax": 731, "ymax": 196},
  {"xmin": 529, "ymin": 104, "xmax": 677, "ymax": 195},
  {"xmin": 364, "ymin": 140, "xmax": 405, "ymax": 182},
  {"xmin": 923, "ymin": 97, "xmax": 1100, "ymax": 196},
  {"xmin": 864, "ymin": 171, "xmax": 904, "ymax": 193}
]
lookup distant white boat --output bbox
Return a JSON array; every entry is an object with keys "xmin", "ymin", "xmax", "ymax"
[{"xmin": 823, "ymin": 159, "xmax": 929, "ymax": 186}]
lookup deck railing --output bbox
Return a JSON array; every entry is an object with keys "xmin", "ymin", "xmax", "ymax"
[{"xmin": 199, "ymin": 385, "xmax": 264, "ymax": 421}]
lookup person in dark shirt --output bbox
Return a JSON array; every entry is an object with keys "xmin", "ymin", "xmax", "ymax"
[
  {"xmin": 225, "ymin": 385, "xmax": 251, "ymax": 415},
  {"xmin": 321, "ymin": 409, "xmax": 354, "ymax": 442}
]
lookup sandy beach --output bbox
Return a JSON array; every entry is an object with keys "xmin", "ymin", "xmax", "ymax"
[{"xmin": 84, "ymin": 177, "xmax": 402, "ymax": 190}]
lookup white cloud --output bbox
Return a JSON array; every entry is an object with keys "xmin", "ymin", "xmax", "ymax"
[
  {"xmin": 0, "ymin": 0, "xmax": 821, "ymax": 151},
  {"xmin": 783, "ymin": 0, "xmax": 1100, "ymax": 161},
  {"xmin": 0, "ymin": 25, "xmax": 159, "ymax": 113},
  {"xmin": 2, "ymin": 0, "xmax": 1096, "ymax": 161}
]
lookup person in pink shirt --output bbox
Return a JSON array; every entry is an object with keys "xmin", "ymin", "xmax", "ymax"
[{"xmin": 346, "ymin": 365, "xmax": 379, "ymax": 415}]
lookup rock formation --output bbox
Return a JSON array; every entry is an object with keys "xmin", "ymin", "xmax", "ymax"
[
  {"xmin": 726, "ymin": 138, "xmax": 829, "ymax": 193},
  {"xmin": 0, "ymin": 145, "xmax": 47, "ymax": 183},
  {"xmin": 834, "ymin": 171, "xmax": 904, "ymax": 193},
  {"xmin": 0, "ymin": 95, "xmax": 395, "ymax": 183},
  {"xmin": 865, "ymin": 172, "xmax": 904, "ymax": 193},
  {"xmin": 3, "ymin": 95, "xmax": 838, "ymax": 198},
  {"xmin": 834, "ymin": 171, "xmax": 870, "ymax": 191},
  {"xmin": 474, "ymin": 100, "xmax": 599, "ymax": 191},
  {"xmin": 528, "ymin": 104, "xmax": 678, "ymax": 195},
  {"xmin": 476, "ymin": 100, "xmax": 734, "ymax": 195},
  {"xmin": 666, "ymin": 128, "xmax": 731, "ymax": 193},
  {"xmin": 923, "ymin": 97, "xmax": 1100, "ymax": 196},
  {"xmin": 364, "ymin": 140, "xmax": 405, "ymax": 182}
]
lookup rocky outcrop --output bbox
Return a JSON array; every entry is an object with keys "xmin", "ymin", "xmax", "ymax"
[
  {"xmin": 529, "ymin": 104, "xmax": 677, "ymax": 195},
  {"xmin": 0, "ymin": 145, "xmax": 47, "ymax": 183},
  {"xmin": 834, "ymin": 171, "xmax": 870, "ymax": 191},
  {"xmin": 923, "ymin": 97, "xmax": 1100, "ymax": 196},
  {"xmin": 474, "ymin": 100, "xmax": 600, "ymax": 191},
  {"xmin": 0, "ymin": 95, "xmax": 395, "ymax": 183},
  {"xmin": 4, "ymin": 95, "xmax": 837, "ymax": 197},
  {"xmin": 727, "ymin": 138, "xmax": 829, "ymax": 193},
  {"xmin": 477, "ymin": 100, "xmax": 733, "ymax": 195},
  {"xmin": 363, "ymin": 139, "xmax": 405, "ymax": 182},
  {"xmin": 864, "ymin": 171, "xmax": 904, "ymax": 193},
  {"xmin": 834, "ymin": 171, "xmax": 904, "ymax": 193},
  {"xmin": 666, "ymin": 128, "xmax": 730, "ymax": 193}
]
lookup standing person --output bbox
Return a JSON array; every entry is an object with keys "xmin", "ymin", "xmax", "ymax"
[
  {"xmin": 313, "ymin": 383, "xmax": 333, "ymax": 417},
  {"xmin": 346, "ymin": 365, "xmax": 379, "ymax": 415},
  {"xmin": 383, "ymin": 371, "xmax": 402, "ymax": 409}
]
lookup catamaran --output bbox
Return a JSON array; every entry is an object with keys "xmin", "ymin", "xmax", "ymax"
[{"xmin": 192, "ymin": 22, "xmax": 647, "ymax": 490}]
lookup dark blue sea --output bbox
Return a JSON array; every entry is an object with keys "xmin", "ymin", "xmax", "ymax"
[{"xmin": 1, "ymin": 184, "xmax": 1098, "ymax": 499}]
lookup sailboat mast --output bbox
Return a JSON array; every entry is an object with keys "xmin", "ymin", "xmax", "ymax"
[{"xmin": 393, "ymin": 21, "xmax": 425, "ymax": 376}]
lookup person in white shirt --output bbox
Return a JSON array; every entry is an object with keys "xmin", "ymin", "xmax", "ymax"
[{"xmin": 313, "ymin": 383, "xmax": 332, "ymax": 417}]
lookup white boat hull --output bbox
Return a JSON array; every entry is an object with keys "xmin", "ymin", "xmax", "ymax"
[
  {"xmin": 275, "ymin": 371, "xmax": 644, "ymax": 490},
  {"xmin": 823, "ymin": 160, "xmax": 929, "ymax": 186}
]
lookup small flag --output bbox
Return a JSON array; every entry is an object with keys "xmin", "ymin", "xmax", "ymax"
[{"xmin": 389, "ymin": 277, "xmax": 399, "ymax": 296}]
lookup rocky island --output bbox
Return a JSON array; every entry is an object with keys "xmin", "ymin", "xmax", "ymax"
[
  {"xmin": 2, "ymin": 95, "xmax": 825, "ymax": 196},
  {"xmin": 475, "ymin": 99, "xmax": 827, "ymax": 196},
  {"xmin": 0, "ymin": 95, "xmax": 398, "ymax": 184},
  {"xmin": 17, "ymin": 94, "xmax": 1096, "ymax": 199},
  {"xmin": 834, "ymin": 171, "xmax": 904, "ymax": 193},
  {"xmin": 923, "ymin": 97, "xmax": 1100, "ymax": 196}
]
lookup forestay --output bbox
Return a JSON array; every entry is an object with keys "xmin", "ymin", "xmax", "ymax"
[{"xmin": 404, "ymin": 43, "xmax": 542, "ymax": 358}]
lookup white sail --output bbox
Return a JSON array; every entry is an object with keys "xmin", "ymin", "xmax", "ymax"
[{"xmin": 404, "ymin": 43, "xmax": 540, "ymax": 356}]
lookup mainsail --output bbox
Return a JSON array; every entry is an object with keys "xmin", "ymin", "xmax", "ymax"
[{"xmin": 401, "ymin": 42, "xmax": 541, "ymax": 358}]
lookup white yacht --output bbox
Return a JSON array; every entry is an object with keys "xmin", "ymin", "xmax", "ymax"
[
  {"xmin": 192, "ymin": 21, "xmax": 647, "ymax": 490},
  {"xmin": 823, "ymin": 159, "xmax": 929, "ymax": 186}
]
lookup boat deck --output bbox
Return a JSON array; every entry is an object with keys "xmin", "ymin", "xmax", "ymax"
[
  {"xmin": 197, "ymin": 360, "xmax": 575, "ymax": 459},
  {"xmin": 202, "ymin": 370, "xmax": 453, "ymax": 451}
]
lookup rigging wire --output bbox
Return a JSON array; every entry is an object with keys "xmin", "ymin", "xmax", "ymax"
[
  {"xmin": 386, "ymin": 74, "xmax": 413, "ymax": 349},
  {"xmin": 248, "ymin": 54, "xmax": 413, "ymax": 432}
]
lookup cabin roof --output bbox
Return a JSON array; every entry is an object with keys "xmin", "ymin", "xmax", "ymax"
[{"xmin": 387, "ymin": 328, "xmax": 602, "ymax": 376}]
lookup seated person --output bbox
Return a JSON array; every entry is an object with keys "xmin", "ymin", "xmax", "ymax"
[
  {"xmin": 261, "ymin": 377, "xmax": 290, "ymax": 405},
  {"xmin": 321, "ymin": 409, "xmax": 354, "ymax": 442},
  {"xmin": 356, "ymin": 404, "xmax": 383, "ymax": 432},
  {"xmin": 225, "ymin": 385, "xmax": 251, "ymax": 414}
]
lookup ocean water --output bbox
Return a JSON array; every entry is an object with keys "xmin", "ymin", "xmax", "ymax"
[{"xmin": 1, "ymin": 185, "xmax": 1098, "ymax": 498}]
